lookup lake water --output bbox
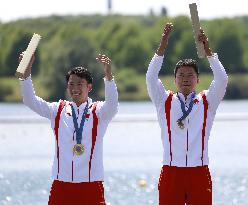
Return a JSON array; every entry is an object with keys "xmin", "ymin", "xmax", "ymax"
[{"xmin": 0, "ymin": 101, "xmax": 248, "ymax": 205}]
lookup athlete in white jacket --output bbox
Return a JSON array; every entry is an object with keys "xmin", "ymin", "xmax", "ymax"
[
  {"xmin": 19, "ymin": 53, "xmax": 118, "ymax": 205},
  {"xmin": 146, "ymin": 23, "xmax": 228, "ymax": 205}
]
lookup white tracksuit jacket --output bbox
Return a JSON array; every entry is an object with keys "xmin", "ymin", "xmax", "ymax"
[
  {"xmin": 20, "ymin": 77, "xmax": 118, "ymax": 182},
  {"xmin": 146, "ymin": 53, "xmax": 228, "ymax": 167}
]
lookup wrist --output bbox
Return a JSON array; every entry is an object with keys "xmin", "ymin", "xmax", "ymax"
[
  {"xmin": 205, "ymin": 49, "xmax": 213, "ymax": 57},
  {"xmin": 105, "ymin": 73, "xmax": 113, "ymax": 81},
  {"xmin": 157, "ymin": 40, "xmax": 168, "ymax": 56},
  {"xmin": 156, "ymin": 47, "xmax": 165, "ymax": 56},
  {"xmin": 19, "ymin": 75, "xmax": 31, "ymax": 81}
]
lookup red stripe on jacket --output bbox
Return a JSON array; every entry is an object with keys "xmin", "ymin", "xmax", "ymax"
[
  {"xmin": 200, "ymin": 92, "xmax": 209, "ymax": 166},
  {"xmin": 54, "ymin": 100, "xmax": 66, "ymax": 179},
  {"xmin": 164, "ymin": 91, "xmax": 174, "ymax": 166},
  {"xmin": 89, "ymin": 103, "xmax": 99, "ymax": 182}
]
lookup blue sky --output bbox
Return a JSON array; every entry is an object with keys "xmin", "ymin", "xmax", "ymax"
[{"xmin": 0, "ymin": 0, "xmax": 247, "ymax": 22}]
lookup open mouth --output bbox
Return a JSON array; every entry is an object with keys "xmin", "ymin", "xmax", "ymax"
[{"xmin": 72, "ymin": 93, "xmax": 81, "ymax": 96}]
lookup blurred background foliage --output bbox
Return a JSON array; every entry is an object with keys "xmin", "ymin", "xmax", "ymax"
[{"xmin": 0, "ymin": 14, "xmax": 248, "ymax": 101}]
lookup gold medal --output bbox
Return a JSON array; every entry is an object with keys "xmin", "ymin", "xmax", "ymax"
[
  {"xmin": 177, "ymin": 120, "xmax": 184, "ymax": 129},
  {"xmin": 73, "ymin": 144, "xmax": 84, "ymax": 156}
]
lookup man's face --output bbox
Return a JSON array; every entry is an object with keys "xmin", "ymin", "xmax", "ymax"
[
  {"xmin": 175, "ymin": 66, "xmax": 199, "ymax": 97},
  {"xmin": 67, "ymin": 74, "xmax": 92, "ymax": 106}
]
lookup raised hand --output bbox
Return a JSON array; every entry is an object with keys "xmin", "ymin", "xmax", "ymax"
[
  {"xmin": 162, "ymin": 23, "xmax": 173, "ymax": 40},
  {"xmin": 96, "ymin": 54, "xmax": 113, "ymax": 81},
  {"xmin": 156, "ymin": 22, "xmax": 174, "ymax": 56},
  {"xmin": 18, "ymin": 52, "xmax": 35, "ymax": 79},
  {"xmin": 198, "ymin": 29, "xmax": 213, "ymax": 56}
]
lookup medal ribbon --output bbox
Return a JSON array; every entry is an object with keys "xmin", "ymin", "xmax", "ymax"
[
  {"xmin": 71, "ymin": 101, "xmax": 89, "ymax": 144},
  {"xmin": 177, "ymin": 92, "xmax": 195, "ymax": 122}
]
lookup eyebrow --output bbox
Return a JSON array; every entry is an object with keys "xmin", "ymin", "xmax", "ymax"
[{"xmin": 177, "ymin": 72, "xmax": 194, "ymax": 75}]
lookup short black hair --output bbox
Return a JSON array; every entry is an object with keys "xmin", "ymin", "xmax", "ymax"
[
  {"xmin": 174, "ymin": 59, "xmax": 199, "ymax": 77},
  {"xmin": 66, "ymin": 66, "xmax": 93, "ymax": 84}
]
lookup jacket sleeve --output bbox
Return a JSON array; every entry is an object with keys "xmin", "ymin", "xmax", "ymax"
[
  {"xmin": 146, "ymin": 53, "xmax": 169, "ymax": 108},
  {"xmin": 97, "ymin": 78, "xmax": 119, "ymax": 123},
  {"xmin": 205, "ymin": 53, "xmax": 228, "ymax": 114},
  {"xmin": 20, "ymin": 77, "xmax": 59, "ymax": 119}
]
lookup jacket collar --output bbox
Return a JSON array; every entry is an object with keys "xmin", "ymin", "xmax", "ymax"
[
  {"xmin": 70, "ymin": 97, "xmax": 92, "ymax": 112},
  {"xmin": 177, "ymin": 91, "xmax": 196, "ymax": 103}
]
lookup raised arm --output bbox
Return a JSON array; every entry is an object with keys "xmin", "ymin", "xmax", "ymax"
[
  {"xmin": 96, "ymin": 54, "xmax": 118, "ymax": 122},
  {"xmin": 156, "ymin": 23, "xmax": 173, "ymax": 56},
  {"xmin": 198, "ymin": 29, "xmax": 228, "ymax": 113},
  {"xmin": 146, "ymin": 23, "xmax": 173, "ymax": 106},
  {"xmin": 18, "ymin": 53, "xmax": 58, "ymax": 119}
]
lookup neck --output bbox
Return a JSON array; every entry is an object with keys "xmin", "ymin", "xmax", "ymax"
[
  {"xmin": 184, "ymin": 93, "xmax": 189, "ymax": 99},
  {"xmin": 179, "ymin": 90, "xmax": 195, "ymax": 99},
  {"xmin": 179, "ymin": 92, "xmax": 190, "ymax": 99},
  {"xmin": 75, "ymin": 102, "xmax": 82, "ymax": 107},
  {"xmin": 74, "ymin": 98, "xmax": 88, "ymax": 107}
]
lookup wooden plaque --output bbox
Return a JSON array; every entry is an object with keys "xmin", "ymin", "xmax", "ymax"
[
  {"xmin": 15, "ymin": 33, "xmax": 41, "ymax": 79},
  {"xmin": 189, "ymin": 3, "xmax": 205, "ymax": 58}
]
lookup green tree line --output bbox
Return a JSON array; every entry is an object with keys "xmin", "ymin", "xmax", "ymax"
[{"xmin": 0, "ymin": 14, "xmax": 248, "ymax": 101}]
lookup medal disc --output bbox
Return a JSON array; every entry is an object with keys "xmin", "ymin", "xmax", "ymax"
[
  {"xmin": 73, "ymin": 144, "xmax": 84, "ymax": 156},
  {"xmin": 177, "ymin": 120, "xmax": 184, "ymax": 129}
]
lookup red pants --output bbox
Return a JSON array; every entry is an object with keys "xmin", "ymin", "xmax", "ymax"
[
  {"xmin": 48, "ymin": 180, "xmax": 106, "ymax": 205},
  {"xmin": 158, "ymin": 165, "xmax": 212, "ymax": 205}
]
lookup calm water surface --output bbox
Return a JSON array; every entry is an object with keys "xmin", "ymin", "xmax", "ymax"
[{"xmin": 0, "ymin": 101, "xmax": 248, "ymax": 205}]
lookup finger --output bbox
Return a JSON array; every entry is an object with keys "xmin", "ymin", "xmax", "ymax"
[
  {"xmin": 100, "ymin": 59, "xmax": 111, "ymax": 64},
  {"xmin": 163, "ymin": 23, "xmax": 173, "ymax": 35},
  {"xmin": 198, "ymin": 35, "xmax": 207, "ymax": 43},
  {"xmin": 97, "ymin": 58, "xmax": 111, "ymax": 65},
  {"xmin": 19, "ymin": 54, "xmax": 24, "ymax": 62},
  {"xmin": 98, "ymin": 54, "xmax": 107, "ymax": 59},
  {"xmin": 97, "ymin": 54, "xmax": 108, "ymax": 59},
  {"xmin": 165, "ymin": 22, "xmax": 173, "ymax": 27},
  {"xmin": 164, "ymin": 25, "xmax": 173, "ymax": 32},
  {"xmin": 198, "ymin": 35, "xmax": 204, "ymax": 42},
  {"xmin": 98, "ymin": 55, "xmax": 111, "ymax": 62},
  {"xmin": 96, "ymin": 55, "xmax": 104, "ymax": 62},
  {"xmin": 199, "ymin": 27, "xmax": 204, "ymax": 32},
  {"xmin": 97, "ymin": 53, "xmax": 104, "ymax": 60}
]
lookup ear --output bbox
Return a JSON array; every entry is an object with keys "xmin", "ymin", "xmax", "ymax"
[
  {"xmin": 88, "ymin": 84, "xmax": 93, "ymax": 93},
  {"xmin": 197, "ymin": 77, "xmax": 200, "ymax": 84}
]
